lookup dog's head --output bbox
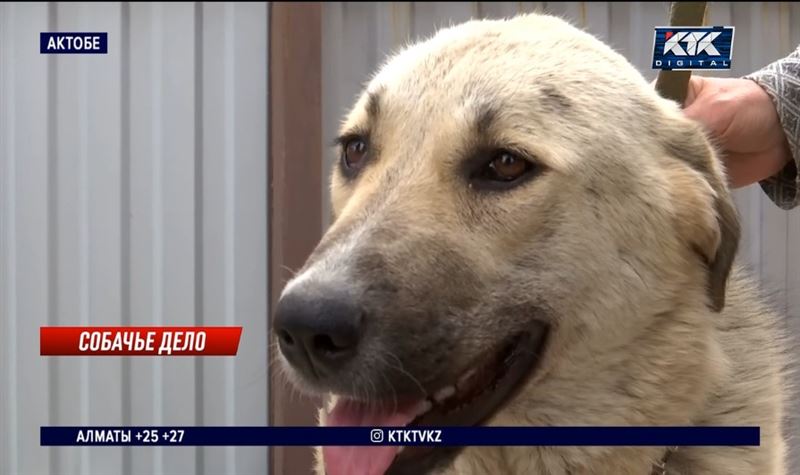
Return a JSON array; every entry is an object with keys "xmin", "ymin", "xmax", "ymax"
[{"xmin": 274, "ymin": 14, "xmax": 739, "ymax": 475}]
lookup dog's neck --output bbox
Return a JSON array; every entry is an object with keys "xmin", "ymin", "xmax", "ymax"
[
  {"xmin": 650, "ymin": 447, "xmax": 677, "ymax": 475},
  {"xmin": 447, "ymin": 304, "xmax": 725, "ymax": 474},
  {"xmin": 445, "ymin": 444, "xmax": 682, "ymax": 474}
]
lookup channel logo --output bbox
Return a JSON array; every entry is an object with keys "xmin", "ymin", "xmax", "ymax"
[{"xmin": 652, "ymin": 26, "xmax": 734, "ymax": 70}]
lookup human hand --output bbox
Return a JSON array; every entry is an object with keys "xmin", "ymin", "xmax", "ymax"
[{"xmin": 681, "ymin": 76, "xmax": 792, "ymax": 188}]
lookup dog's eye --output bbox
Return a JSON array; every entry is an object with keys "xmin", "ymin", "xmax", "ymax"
[
  {"xmin": 343, "ymin": 138, "xmax": 368, "ymax": 169},
  {"xmin": 487, "ymin": 152, "xmax": 529, "ymax": 181},
  {"xmin": 472, "ymin": 151, "xmax": 535, "ymax": 188}
]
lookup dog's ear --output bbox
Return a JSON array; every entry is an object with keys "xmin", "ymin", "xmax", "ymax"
[
  {"xmin": 665, "ymin": 134, "xmax": 741, "ymax": 313},
  {"xmin": 705, "ymin": 185, "xmax": 740, "ymax": 312}
]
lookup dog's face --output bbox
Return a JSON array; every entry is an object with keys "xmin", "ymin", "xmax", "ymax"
[{"xmin": 274, "ymin": 14, "xmax": 739, "ymax": 475}]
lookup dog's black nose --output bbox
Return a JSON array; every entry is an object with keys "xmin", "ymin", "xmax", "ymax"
[{"xmin": 273, "ymin": 286, "xmax": 362, "ymax": 377}]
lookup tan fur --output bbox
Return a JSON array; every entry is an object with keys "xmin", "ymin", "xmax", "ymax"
[{"xmin": 280, "ymin": 13, "xmax": 788, "ymax": 475}]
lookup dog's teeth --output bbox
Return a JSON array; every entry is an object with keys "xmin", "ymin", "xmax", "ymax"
[
  {"xmin": 415, "ymin": 399, "xmax": 433, "ymax": 416},
  {"xmin": 434, "ymin": 385, "xmax": 456, "ymax": 403},
  {"xmin": 457, "ymin": 368, "xmax": 478, "ymax": 389}
]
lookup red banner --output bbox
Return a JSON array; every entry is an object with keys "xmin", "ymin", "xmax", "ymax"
[{"xmin": 40, "ymin": 327, "xmax": 243, "ymax": 356}]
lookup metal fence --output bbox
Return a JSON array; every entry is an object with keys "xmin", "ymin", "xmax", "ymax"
[{"xmin": 0, "ymin": 3, "xmax": 268, "ymax": 474}]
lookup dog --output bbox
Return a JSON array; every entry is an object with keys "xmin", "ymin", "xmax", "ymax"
[{"xmin": 273, "ymin": 13, "xmax": 789, "ymax": 475}]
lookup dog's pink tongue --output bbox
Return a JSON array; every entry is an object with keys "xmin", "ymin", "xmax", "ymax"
[{"xmin": 323, "ymin": 398, "xmax": 421, "ymax": 475}]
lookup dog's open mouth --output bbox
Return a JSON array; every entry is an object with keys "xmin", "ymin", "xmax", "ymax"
[{"xmin": 322, "ymin": 327, "xmax": 548, "ymax": 475}]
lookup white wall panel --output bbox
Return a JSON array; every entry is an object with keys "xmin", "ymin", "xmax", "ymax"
[
  {"xmin": 3, "ymin": 3, "xmax": 52, "ymax": 474},
  {"xmin": 0, "ymin": 2, "xmax": 269, "ymax": 474}
]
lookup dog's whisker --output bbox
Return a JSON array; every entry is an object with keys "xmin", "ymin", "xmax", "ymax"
[
  {"xmin": 366, "ymin": 374, "xmax": 379, "ymax": 413},
  {"xmin": 280, "ymin": 264, "xmax": 300, "ymax": 277},
  {"xmin": 373, "ymin": 354, "xmax": 400, "ymax": 414},
  {"xmin": 383, "ymin": 350, "xmax": 427, "ymax": 398}
]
